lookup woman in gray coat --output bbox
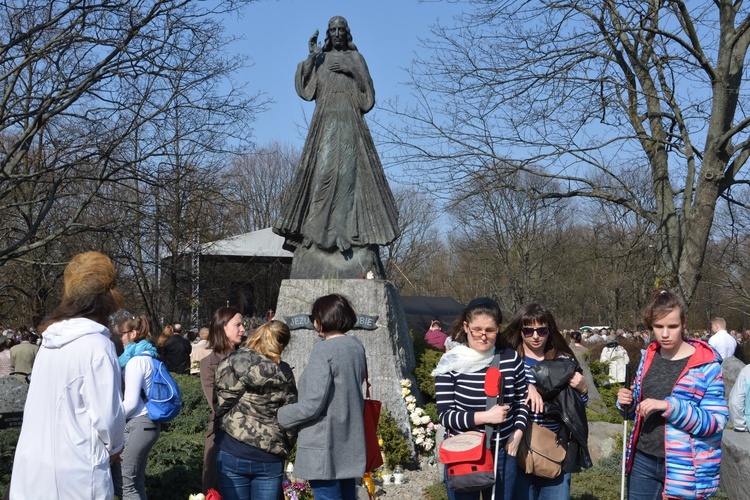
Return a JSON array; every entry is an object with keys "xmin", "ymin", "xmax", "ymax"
[{"xmin": 277, "ymin": 294, "xmax": 367, "ymax": 500}]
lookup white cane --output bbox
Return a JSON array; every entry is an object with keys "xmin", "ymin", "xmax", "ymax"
[
  {"xmin": 621, "ymin": 365, "xmax": 632, "ymax": 500},
  {"xmin": 620, "ymin": 418, "xmax": 627, "ymax": 500},
  {"xmin": 484, "ymin": 367, "xmax": 503, "ymax": 500}
]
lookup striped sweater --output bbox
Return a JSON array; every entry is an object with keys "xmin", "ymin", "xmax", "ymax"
[
  {"xmin": 619, "ymin": 339, "xmax": 727, "ymax": 499},
  {"xmin": 436, "ymin": 347, "xmax": 529, "ymax": 444}
]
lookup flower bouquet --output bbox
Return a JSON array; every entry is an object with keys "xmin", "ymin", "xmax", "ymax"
[{"xmin": 283, "ymin": 480, "xmax": 313, "ymax": 500}]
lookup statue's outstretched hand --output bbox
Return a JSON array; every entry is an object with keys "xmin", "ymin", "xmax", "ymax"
[{"xmin": 308, "ymin": 30, "xmax": 321, "ymax": 54}]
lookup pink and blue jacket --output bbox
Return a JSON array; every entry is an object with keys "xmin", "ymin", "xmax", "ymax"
[{"xmin": 619, "ymin": 339, "xmax": 727, "ymax": 499}]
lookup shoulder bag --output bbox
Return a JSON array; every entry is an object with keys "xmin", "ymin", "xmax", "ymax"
[
  {"xmin": 363, "ymin": 361, "xmax": 383, "ymax": 472},
  {"xmin": 516, "ymin": 421, "xmax": 566, "ymax": 479}
]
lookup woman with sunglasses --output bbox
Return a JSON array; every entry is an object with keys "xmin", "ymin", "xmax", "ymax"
[
  {"xmin": 433, "ymin": 297, "xmax": 529, "ymax": 500},
  {"xmin": 501, "ymin": 302, "xmax": 589, "ymax": 499}
]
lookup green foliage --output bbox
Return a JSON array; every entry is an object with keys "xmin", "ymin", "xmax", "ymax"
[
  {"xmin": 165, "ymin": 374, "xmax": 209, "ymax": 435},
  {"xmin": 377, "ymin": 409, "xmax": 411, "ymax": 468},
  {"xmin": 424, "ymin": 402, "xmax": 439, "ymax": 426},
  {"xmin": 585, "ymin": 358, "xmax": 629, "ymax": 424},
  {"xmin": 0, "ymin": 428, "xmax": 20, "ymax": 496},
  {"xmin": 145, "ymin": 374, "xmax": 208, "ymax": 499},
  {"xmin": 145, "ymin": 432, "xmax": 204, "ymax": 498},
  {"xmin": 415, "ymin": 349, "xmax": 442, "ymax": 402},
  {"xmin": 424, "ymin": 480, "xmax": 449, "ymax": 500}
]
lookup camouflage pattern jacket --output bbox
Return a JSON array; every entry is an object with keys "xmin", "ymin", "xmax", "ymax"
[{"xmin": 214, "ymin": 347, "xmax": 298, "ymax": 457}]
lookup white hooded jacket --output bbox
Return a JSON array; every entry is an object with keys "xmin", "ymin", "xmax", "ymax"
[{"xmin": 10, "ymin": 317, "xmax": 126, "ymax": 500}]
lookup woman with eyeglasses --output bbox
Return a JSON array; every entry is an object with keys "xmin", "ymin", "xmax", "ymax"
[
  {"xmin": 112, "ymin": 314, "xmax": 161, "ymax": 500},
  {"xmin": 501, "ymin": 303, "xmax": 589, "ymax": 500},
  {"xmin": 433, "ymin": 297, "xmax": 529, "ymax": 500}
]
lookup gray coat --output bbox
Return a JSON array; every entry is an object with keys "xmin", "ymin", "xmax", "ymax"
[{"xmin": 278, "ymin": 335, "xmax": 366, "ymax": 480}]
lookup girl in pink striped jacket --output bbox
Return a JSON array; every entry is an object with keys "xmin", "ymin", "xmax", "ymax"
[{"xmin": 617, "ymin": 288, "xmax": 727, "ymax": 499}]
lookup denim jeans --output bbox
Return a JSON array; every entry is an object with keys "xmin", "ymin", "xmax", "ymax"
[
  {"xmin": 513, "ymin": 470, "xmax": 571, "ymax": 500},
  {"xmin": 444, "ymin": 448, "xmax": 518, "ymax": 500},
  {"xmin": 627, "ymin": 450, "xmax": 665, "ymax": 500},
  {"xmin": 216, "ymin": 449, "xmax": 284, "ymax": 500},
  {"xmin": 112, "ymin": 415, "xmax": 160, "ymax": 500},
  {"xmin": 308, "ymin": 478, "xmax": 358, "ymax": 500}
]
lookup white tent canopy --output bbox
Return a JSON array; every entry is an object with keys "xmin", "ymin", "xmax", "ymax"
[{"xmin": 199, "ymin": 227, "xmax": 292, "ymax": 258}]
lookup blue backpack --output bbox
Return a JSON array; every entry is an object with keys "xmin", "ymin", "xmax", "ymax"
[{"xmin": 138, "ymin": 354, "xmax": 182, "ymax": 423}]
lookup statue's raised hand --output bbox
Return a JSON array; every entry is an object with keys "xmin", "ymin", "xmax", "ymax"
[{"xmin": 308, "ymin": 29, "xmax": 322, "ymax": 55}]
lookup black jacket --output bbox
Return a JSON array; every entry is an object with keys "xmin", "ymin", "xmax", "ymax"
[
  {"xmin": 160, "ymin": 335, "xmax": 191, "ymax": 374},
  {"xmin": 530, "ymin": 357, "xmax": 593, "ymax": 473}
]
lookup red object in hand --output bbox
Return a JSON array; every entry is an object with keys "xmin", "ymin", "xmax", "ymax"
[
  {"xmin": 484, "ymin": 366, "xmax": 503, "ymax": 404},
  {"xmin": 206, "ymin": 489, "xmax": 222, "ymax": 500}
]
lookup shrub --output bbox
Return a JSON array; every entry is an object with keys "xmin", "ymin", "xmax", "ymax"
[
  {"xmin": 0, "ymin": 428, "xmax": 20, "ymax": 496},
  {"xmin": 145, "ymin": 373, "xmax": 208, "ymax": 499},
  {"xmin": 415, "ymin": 349, "xmax": 442, "ymax": 402},
  {"xmin": 425, "ymin": 480, "xmax": 448, "ymax": 500},
  {"xmin": 378, "ymin": 408, "xmax": 411, "ymax": 468}
]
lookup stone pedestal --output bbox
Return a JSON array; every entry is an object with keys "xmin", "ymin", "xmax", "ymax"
[{"xmin": 275, "ymin": 279, "xmax": 419, "ymax": 448}]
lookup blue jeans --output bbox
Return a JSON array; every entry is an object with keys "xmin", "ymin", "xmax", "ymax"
[
  {"xmin": 308, "ymin": 478, "xmax": 358, "ymax": 500},
  {"xmin": 627, "ymin": 450, "xmax": 665, "ymax": 500},
  {"xmin": 513, "ymin": 470, "xmax": 571, "ymax": 500},
  {"xmin": 444, "ymin": 448, "xmax": 517, "ymax": 500},
  {"xmin": 216, "ymin": 449, "xmax": 284, "ymax": 500}
]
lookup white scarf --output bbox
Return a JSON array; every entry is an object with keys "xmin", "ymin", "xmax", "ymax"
[{"xmin": 431, "ymin": 344, "xmax": 495, "ymax": 376}]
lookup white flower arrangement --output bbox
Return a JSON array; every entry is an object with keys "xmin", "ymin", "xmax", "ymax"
[{"xmin": 400, "ymin": 379, "xmax": 436, "ymax": 454}]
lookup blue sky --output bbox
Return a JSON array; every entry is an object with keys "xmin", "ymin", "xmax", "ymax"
[{"xmin": 222, "ymin": 0, "xmax": 465, "ymax": 149}]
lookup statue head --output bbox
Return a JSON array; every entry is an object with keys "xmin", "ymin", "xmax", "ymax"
[{"xmin": 323, "ymin": 16, "xmax": 357, "ymax": 52}]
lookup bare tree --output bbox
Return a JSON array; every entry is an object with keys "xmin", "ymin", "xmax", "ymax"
[
  {"xmin": 0, "ymin": 0, "xmax": 258, "ymax": 268},
  {"xmin": 225, "ymin": 142, "xmax": 299, "ymax": 234},
  {"xmin": 445, "ymin": 168, "xmax": 574, "ymax": 312},
  {"xmin": 385, "ymin": 0, "xmax": 750, "ymax": 307},
  {"xmin": 382, "ymin": 187, "xmax": 442, "ymax": 292}
]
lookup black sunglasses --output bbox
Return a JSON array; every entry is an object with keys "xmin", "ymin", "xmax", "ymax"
[{"xmin": 521, "ymin": 326, "xmax": 549, "ymax": 337}]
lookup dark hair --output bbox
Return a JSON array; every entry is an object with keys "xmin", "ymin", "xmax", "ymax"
[
  {"xmin": 323, "ymin": 16, "xmax": 357, "ymax": 52},
  {"xmin": 208, "ymin": 306, "xmax": 242, "ymax": 355},
  {"xmin": 310, "ymin": 294, "xmax": 356, "ymax": 334},
  {"xmin": 570, "ymin": 330, "xmax": 582, "ymax": 343},
  {"xmin": 40, "ymin": 251, "xmax": 124, "ymax": 332},
  {"xmin": 450, "ymin": 297, "xmax": 503, "ymax": 345},
  {"xmin": 642, "ymin": 288, "xmax": 686, "ymax": 329},
  {"xmin": 117, "ymin": 314, "xmax": 151, "ymax": 343},
  {"xmin": 501, "ymin": 302, "xmax": 574, "ymax": 360},
  {"xmin": 246, "ymin": 320, "xmax": 291, "ymax": 364}
]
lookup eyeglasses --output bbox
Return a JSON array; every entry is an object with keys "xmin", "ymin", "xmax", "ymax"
[
  {"xmin": 521, "ymin": 326, "xmax": 549, "ymax": 337},
  {"xmin": 469, "ymin": 328, "xmax": 498, "ymax": 339}
]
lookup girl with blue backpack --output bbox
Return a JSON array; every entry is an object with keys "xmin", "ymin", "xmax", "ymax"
[{"xmin": 113, "ymin": 314, "xmax": 161, "ymax": 500}]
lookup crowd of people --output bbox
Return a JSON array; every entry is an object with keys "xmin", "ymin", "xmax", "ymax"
[
  {"xmin": 5, "ymin": 251, "xmax": 370, "ymax": 500},
  {"xmin": 1, "ymin": 249, "xmax": 741, "ymax": 500}
]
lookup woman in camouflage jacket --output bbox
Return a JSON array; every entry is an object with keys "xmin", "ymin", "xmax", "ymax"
[{"xmin": 213, "ymin": 320, "xmax": 298, "ymax": 500}]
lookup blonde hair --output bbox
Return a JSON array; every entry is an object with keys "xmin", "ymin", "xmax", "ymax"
[
  {"xmin": 157, "ymin": 325, "xmax": 173, "ymax": 347},
  {"xmin": 40, "ymin": 251, "xmax": 123, "ymax": 332},
  {"xmin": 245, "ymin": 320, "xmax": 291, "ymax": 364}
]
